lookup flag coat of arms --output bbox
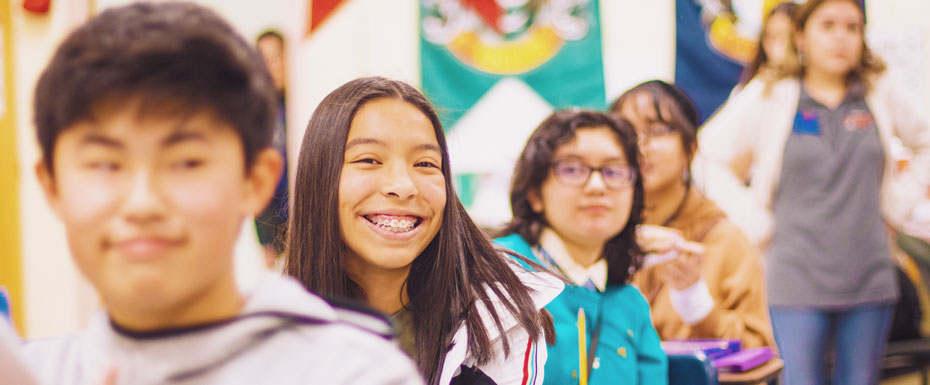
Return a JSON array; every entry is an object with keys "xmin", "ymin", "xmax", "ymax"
[{"xmin": 420, "ymin": 0, "xmax": 607, "ymax": 224}]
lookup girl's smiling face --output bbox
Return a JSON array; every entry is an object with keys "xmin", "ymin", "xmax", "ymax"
[{"xmin": 338, "ymin": 98, "xmax": 447, "ymax": 278}]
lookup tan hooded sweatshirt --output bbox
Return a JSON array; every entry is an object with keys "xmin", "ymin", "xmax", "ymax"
[{"xmin": 632, "ymin": 188, "xmax": 776, "ymax": 349}]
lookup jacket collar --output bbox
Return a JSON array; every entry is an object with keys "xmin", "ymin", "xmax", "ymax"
[
  {"xmin": 438, "ymin": 261, "xmax": 563, "ymax": 384},
  {"xmin": 538, "ymin": 227, "xmax": 607, "ymax": 291},
  {"xmin": 85, "ymin": 274, "xmax": 338, "ymax": 383}
]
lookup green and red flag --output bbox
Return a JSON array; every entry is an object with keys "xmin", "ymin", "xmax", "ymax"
[{"xmin": 420, "ymin": 0, "xmax": 606, "ymax": 224}]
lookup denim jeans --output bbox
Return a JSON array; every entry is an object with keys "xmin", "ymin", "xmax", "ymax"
[{"xmin": 769, "ymin": 304, "xmax": 893, "ymax": 385}]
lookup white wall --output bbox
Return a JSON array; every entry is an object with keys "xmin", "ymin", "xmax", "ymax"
[
  {"xmin": 601, "ymin": 0, "xmax": 676, "ymax": 101},
  {"xmin": 867, "ymin": 0, "xmax": 930, "ymax": 106},
  {"xmin": 290, "ymin": 0, "xmax": 420, "ymax": 175},
  {"xmin": 15, "ymin": 0, "xmax": 97, "ymax": 339}
]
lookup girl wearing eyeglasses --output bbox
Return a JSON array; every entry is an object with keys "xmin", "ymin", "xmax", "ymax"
[
  {"xmin": 495, "ymin": 110, "xmax": 667, "ymax": 385},
  {"xmin": 611, "ymin": 80, "xmax": 775, "ymax": 350}
]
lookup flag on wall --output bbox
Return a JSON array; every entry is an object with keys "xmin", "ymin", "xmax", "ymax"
[
  {"xmin": 307, "ymin": 0, "xmax": 347, "ymax": 35},
  {"xmin": 674, "ymin": 0, "xmax": 759, "ymax": 124},
  {"xmin": 421, "ymin": 0, "xmax": 606, "ymax": 128},
  {"xmin": 420, "ymin": 0, "xmax": 606, "ymax": 223}
]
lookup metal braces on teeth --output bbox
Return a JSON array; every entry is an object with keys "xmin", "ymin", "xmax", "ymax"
[{"xmin": 368, "ymin": 216, "xmax": 417, "ymax": 232}]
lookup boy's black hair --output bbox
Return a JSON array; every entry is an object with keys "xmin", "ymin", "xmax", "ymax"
[{"xmin": 34, "ymin": 1, "xmax": 277, "ymax": 173}]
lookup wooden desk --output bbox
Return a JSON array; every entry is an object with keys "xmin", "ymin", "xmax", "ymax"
[{"xmin": 719, "ymin": 358, "xmax": 783, "ymax": 385}]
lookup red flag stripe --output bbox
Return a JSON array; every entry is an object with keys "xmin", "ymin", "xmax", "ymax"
[
  {"xmin": 460, "ymin": 0, "xmax": 502, "ymax": 33},
  {"xmin": 308, "ymin": 0, "xmax": 346, "ymax": 34}
]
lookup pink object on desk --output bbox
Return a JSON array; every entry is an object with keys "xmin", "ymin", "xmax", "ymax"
[
  {"xmin": 714, "ymin": 347, "xmax": 774, "ymax": 373},
  {"xmin": 662, "ymin": 339, "xmax": 741, "ymax": 360}
]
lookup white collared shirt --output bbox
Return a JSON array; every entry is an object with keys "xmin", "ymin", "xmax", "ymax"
[{"xmin": 537, "ymin": 228, "xmax": 607, "ymax": 292}]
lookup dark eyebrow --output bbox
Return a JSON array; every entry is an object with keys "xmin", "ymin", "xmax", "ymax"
[
  {"xmin": 345, "ymin": 137, "xmax": 385, "ymax": 150},
  {"xmin": 415, "ymin": 143, "xmax": 442, "ymax": 154},
  {"xmin": 78, "ymin": 133, "xmax": 124, "ymax": 150},
  {"xmin": 553, "ymin": 155, "xmax": 585, "ymax": 162},
  {"xmin": 554, "ymin": 155, "xmax": 627, "ymax": 164},
  {"xmin": 162, "ymin": 129, "xmax": 209, "ymax": 147},
  {"xmin": 645, "ymin": 118, "xmax": 671, "ymax": 125},
  {"xmin": 345, "ymin": 138, "xmax": 442, "ymax": 154}
]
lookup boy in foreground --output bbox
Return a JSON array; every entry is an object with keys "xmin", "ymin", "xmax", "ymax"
[{"xmin": 22, "ymin": 2, "xmax": 421, "ymax": 384}]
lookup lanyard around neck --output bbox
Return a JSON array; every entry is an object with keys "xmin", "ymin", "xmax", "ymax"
[
  {"xmin": 536, "ymin": 244, "xmax": 604, "ymax": 383},
  {"xmin": 535, "ymin": 245, "xmax": 600, "ymax": 292}
]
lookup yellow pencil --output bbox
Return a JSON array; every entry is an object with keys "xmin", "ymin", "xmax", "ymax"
[{"xmin": 578, "ymin": 308, "xmax": 587, "ymax": 385}]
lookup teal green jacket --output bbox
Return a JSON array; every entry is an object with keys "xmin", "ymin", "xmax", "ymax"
[{"xmin": 495, "ymin": 234, "xmax": 668, "ymax": 385}]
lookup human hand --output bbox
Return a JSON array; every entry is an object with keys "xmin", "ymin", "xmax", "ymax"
[
  {"xmin": 655, "ymin": 241, "xmax": 705, "ymax": 291},
  {"xmin": 637, "ymin": 225, "xmax": 684, "ymax": 260},
  {"xmin": 637, "ymin": 225, "xmax": 707, "ymax": 288}
]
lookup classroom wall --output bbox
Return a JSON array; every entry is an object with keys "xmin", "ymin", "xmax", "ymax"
[
  {"xmin": 13, "ymin": 0, "xmax": 97, "ymax": 339},
  {"xmin": 866, "ymin": 0, "xmax": 930, "ymax": 107},
  {"xmin": 8, "ymin": 0, "xmax": 930, "ymax": 338}
]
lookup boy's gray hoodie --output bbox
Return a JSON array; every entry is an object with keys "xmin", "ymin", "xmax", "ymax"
[{"xmin": 20, "ymin": 274, "xmax": 423, "ymax": 385}]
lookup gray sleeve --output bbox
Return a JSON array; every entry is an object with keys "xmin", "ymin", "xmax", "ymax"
[
  {"xmin": 304, "ymin": 326, "xmax": 425, "ymax": 385},
  {"xmin": 0, "ymin": 318, "xmax": 41, "ymax": 385},
  {"xmin": 330, "ymin": 343, "xmax": 424, "ymax": 385}
]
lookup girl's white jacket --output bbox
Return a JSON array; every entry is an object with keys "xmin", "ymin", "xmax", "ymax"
[
  {"xmin": 693, "ymin": 74, "xmax": 930, "ymax": 245},
  {"xmin": 437, "ymin": 264, "xmax": 564, "ymax": 385}
]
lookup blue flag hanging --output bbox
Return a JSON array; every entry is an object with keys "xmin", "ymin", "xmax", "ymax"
[
  {"xmin": 674, "ymin": 0, "xmax": 866, "ymax": 124},
  {"xmin": 674, "ymin": 0, "xmax": 755, "ymax": 124}
]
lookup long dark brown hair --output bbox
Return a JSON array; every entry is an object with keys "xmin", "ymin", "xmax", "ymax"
[
  {"xmin": 612, "ymin": 80, "xmax": 702, "ymax": 225},
  {"xmin": 285, "ymin": 77, "xmax": 544, "ymax": 384},
  {"xmin": 496, "ymin": 110, "xmax": 645, "ymax": 285}
]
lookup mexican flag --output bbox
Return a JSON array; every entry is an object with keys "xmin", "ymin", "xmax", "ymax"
[{"xmin": 419, "ymin": 0, "xmax": 607, "ymax": 225}]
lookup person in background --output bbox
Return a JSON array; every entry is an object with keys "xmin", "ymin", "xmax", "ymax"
[
  {"xmin": 726, "ymin": 1, "xmax": 801, "ymax": 183},
  {"xmin": 695, "ymin": 0, "xmax": 930, "ymax": 383},
  {"xmin": 611, "ymin": 80, "xmax": 775, "ymax": 349},
  {"xmin": 255, "ymin": 29, "xmax": 289, "ymax": 268},
  {"xmin": 285, "ymin": 77, "xmax": 562, "ymax": 385},
  {"xmin": 495, "ymin": 110, "xmax": 668, "ymax": 385},
  {"xmin": 738, "ymin": 1, "xmax": 800, "ymax": 88},
  {"xmin": 22, "ymin": 4, "xmax": 421, "ymax": 384}
]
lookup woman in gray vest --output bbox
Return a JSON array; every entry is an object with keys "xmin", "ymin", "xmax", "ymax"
[{"xmin": 694, "ymin": 0, "xmax": 930, "ymax": 384}]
